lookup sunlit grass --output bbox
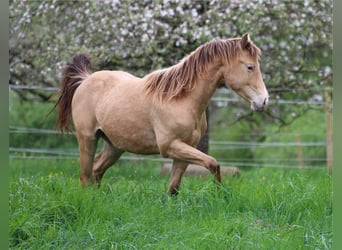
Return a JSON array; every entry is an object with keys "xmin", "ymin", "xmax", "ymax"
[{"xmin": 9, "ymin": 158, "xmax": 332, "ymax": 249}]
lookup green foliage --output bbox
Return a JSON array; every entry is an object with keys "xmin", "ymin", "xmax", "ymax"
[
  {"xmin": 254, "ymin": 109, "xmax": 326, "ymax": 167},
  {"xmin": 9, "ymin": 159, "xmax": 332, "ymax": 249},
  {"xmin": 209, "ymin": 106, "xmax": 256, "ymax": 163},
  {"xmin": 9, "ymin": 92, "xmax": 77, "ymax": 150},
  {"xmin": 206, "ymin": 101, "xmax": 327, "ymax": 168},
  {"xmin": 9, "ymin": 1, "xmax": 332, "ymax": 121}
]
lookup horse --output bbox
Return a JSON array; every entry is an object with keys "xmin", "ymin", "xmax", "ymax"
[{"xmin": 52, "ymin": 33, "xmax": 269, "ymax": 195}]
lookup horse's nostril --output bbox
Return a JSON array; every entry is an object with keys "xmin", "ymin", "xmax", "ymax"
[{"xmin": 263, "ymin": 97, "xmax": 269, "ymax": 106}]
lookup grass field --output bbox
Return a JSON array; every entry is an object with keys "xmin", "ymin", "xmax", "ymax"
[{"xmin": 9, "ymin": 158, "xmax": 332, "ymax": 249}]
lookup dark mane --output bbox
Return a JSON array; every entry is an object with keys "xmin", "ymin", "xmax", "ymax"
[{"xmin": 144, "ymin": 37, "xmax": 261, "ymax": 101}]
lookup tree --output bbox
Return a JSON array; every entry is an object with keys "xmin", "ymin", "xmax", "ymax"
[{"xmin": 9, "ymin": 0, "xmax": 332, "ymax": 127}]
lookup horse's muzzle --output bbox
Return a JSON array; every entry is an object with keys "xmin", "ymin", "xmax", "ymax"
[{"xmin": 251, "ymin": 96, "xmax": 269, "ymax": 111}]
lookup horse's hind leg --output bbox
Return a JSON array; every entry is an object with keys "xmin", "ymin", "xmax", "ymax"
[
  {"xmin": 77, "ymin": 133, "xmax": 98, "ymax": 185},
  {"xmin": 92, "ymin": 141, "xmax": 123, "ymax": 185},
  {"xmin": 168, "ymin": 159, "xmax": 188, "ymax": 196}
]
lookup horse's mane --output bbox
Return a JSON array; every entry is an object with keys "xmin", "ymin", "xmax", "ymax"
[{"xmin": 144, "ymin": 37, "xmax": 261, "ymax": 101}]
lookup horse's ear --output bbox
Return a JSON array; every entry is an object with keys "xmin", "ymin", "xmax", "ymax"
[{"xmin": 241, "ymin": 33, "xmax": 251, "ymax": 49}]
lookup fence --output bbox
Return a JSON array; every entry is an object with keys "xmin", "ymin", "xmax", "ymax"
[{"xmin": 9, "ymin": 85, "xmax": 331, "ymax": 170}]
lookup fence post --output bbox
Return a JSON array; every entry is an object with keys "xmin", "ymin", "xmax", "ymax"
[
  {"xmin": 296, "ymin": 134, "xmax": 303, "ymax": 169},
  {"xmin": 325, "ymin": 89, "xmax": 333, "ymax": 172}
]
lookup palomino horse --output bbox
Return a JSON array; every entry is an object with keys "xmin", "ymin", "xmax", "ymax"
[{"xmin": 53, "ymin": 33, "xmax": 269, "ymax": 195}]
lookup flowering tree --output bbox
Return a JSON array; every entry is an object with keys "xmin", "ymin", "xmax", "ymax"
[{"xmin": 10, "ymin": 0, "xmax": 332, "ymax": 126}]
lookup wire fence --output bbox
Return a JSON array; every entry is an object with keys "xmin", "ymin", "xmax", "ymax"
[
  {"xmin": 9, "ymin": 86, "xmax": 329, "ymax": 169},
  {"xmin": 9, "ymin": 126, "xmax": 327, "ymax": 169},
  {"xmin": 9, "ymin": 150, "xmax": 326, "ymax": 170}
]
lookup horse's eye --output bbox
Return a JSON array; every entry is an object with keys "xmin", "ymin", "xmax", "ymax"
[{"xmin": 247, "ymin": 65, "xmax": 255, "ymax": 72}]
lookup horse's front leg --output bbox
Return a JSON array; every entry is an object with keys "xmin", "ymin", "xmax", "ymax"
[
  {"xmin": 162, "ymin": 140, "xmax": 221, "ymax": 187},
  {"xmin": 168, "ymin": 159, "xmax": 188, "ymax": 195}
]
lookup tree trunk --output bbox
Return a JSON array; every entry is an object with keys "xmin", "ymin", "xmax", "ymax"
[{"xmin": 196, "ymin": 108, "xmax": 209, "ymax": 154}]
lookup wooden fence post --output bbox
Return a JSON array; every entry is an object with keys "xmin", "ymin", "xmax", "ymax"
[{"xmin": 296, "ymin": 134, "xmax": 303, "ymax": 169}]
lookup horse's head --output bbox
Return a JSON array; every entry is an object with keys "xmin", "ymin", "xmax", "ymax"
[{"xmin": 223, "ymin": 34, "xmax": 269, "ymax": 111}]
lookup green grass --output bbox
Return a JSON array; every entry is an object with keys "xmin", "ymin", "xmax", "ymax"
[{"xmin": 9, "ymin": 158, "xmax": 332, "ymax": 249}]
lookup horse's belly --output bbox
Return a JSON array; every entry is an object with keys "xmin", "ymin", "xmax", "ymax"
[{"xmin": 104, "ymin": 127, "xmax": 159, "ymax": 154}]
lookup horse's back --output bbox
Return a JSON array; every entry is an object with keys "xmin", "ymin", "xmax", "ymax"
[
  {"xmin": 84, "ymin": 70, "xmax": 141, "ymax": 89},
  {"xmin": 73, "ymin": 70, "xmax": 142, "ymax": 101}
]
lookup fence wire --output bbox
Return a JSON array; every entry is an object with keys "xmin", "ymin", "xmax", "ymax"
[{"xmin": 9, "ymin": 87, "xmax": 328, "ymax": 169}]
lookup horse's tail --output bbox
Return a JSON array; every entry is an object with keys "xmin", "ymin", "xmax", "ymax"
[{"xmin": 51, "ymin": 54, "xmax": 92, "ymax": 132}]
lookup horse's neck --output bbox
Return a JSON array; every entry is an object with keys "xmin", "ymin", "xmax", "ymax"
[{"xmin": 190, "ymin": 70, "xmax": 223, "ymax": 115}]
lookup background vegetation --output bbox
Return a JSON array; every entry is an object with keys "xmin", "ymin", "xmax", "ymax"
[
  {"xmin": 10, "ymin": 0, "xmax": 332, "ymax": 122},
  {"xmin": 9, "ymin": 0, "xmax": 332, "ymax": 167}
]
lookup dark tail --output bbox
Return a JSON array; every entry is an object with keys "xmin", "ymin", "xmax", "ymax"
[{"xmin": 50, "ymin": 54, "xmax": 92, "ymax": 132}]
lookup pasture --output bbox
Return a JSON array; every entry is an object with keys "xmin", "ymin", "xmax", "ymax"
[{"xmin": 9, "ymin": 158, "xmax": 332, "ymax": 249}]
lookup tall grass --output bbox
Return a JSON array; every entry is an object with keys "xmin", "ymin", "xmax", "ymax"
[{"xmin": 9, "ymin": 158, "xmax": 332, "ymax": 249}]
